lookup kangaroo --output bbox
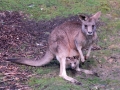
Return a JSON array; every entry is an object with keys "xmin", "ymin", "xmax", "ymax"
[
  {"xmin": 66, "ymin": 56, "xmax": 79, "ymax": 69},
  {"xmin": 6, "ymin": 11, "xmax": 101, "ymax": 84},
  {"xmin": 66, "ymin": 56, "xmax": 97, "ymax": 76}
]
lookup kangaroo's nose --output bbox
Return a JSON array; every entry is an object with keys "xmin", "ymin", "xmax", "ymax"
[{"xmin": 88, "ymin": 32, "xmax": 93, "ymax": 35}]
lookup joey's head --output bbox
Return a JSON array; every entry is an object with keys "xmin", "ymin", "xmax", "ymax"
[
  {"xmin": 66, "ymin": 56, "xmax": 79, "ymax": 69},
  {"xmin": 79, "ymin": 11, "xmax": 101, "ymax": 36}
]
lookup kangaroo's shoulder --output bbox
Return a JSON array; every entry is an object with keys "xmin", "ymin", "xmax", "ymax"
[{"xmin": 60, "ymin": 21, "xmax": 82, "ymax": 28}]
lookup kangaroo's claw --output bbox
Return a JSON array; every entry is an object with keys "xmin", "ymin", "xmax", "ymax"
[{"xmin": 73, "ymin": 79, "xmax": 82, "ymax": 85}]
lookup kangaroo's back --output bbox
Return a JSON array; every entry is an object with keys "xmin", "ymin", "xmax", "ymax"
[{"xmin": 48, "ymin": 21, "xmax": 82, "ymax": 57}]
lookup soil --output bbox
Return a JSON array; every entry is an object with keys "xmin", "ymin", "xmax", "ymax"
[{"xmin": 0, "ymin": 11, "xmax": 103, "ymax": 90}]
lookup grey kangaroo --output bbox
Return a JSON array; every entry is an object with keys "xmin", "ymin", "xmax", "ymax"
[
  {"xmin": 7, "ymin": 11, "xmax": 101, "ymax": 84},
  {"xmin": 66, "ymin": 56, "xmax": 79, "ymax": 69}
]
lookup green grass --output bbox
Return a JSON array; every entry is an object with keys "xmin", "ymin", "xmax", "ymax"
[
  {"xmin": 28, "ymin": 71, "xmax": 118, "ymax": 90},
  {"xmin": 0, "ymin": 0, "xmax": 114, "ymax": 20},
  {"xmin": 1, "ymin": 0, "xmax": 120, "ymax": 90}
]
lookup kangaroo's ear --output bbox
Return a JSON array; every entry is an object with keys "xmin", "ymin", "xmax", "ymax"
[
  {"xmin": 91, "ymin": 11, "xmax": 101, "ymax": 20},
  {"xmin": 79, "ymin": 15, "xmax": 87, "ymax": 21}
]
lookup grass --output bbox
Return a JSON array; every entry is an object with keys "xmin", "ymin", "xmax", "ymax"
[
  {"xmin": 0, "ymin": 0, "xmax": 113, "ymax": 20},
  {"xmin": 1, "ymin": 0, "xmax": 120, "ymax": 90}
]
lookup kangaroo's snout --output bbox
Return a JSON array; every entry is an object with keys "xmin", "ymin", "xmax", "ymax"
[{"xmin": 87, "ymin": 31, "xmax": 93, "ymax": 35}]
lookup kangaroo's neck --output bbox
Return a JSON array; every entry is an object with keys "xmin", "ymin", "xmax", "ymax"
[{"xmin": 86, "ymin": 34, "xmax": 94, "ymax": 40}]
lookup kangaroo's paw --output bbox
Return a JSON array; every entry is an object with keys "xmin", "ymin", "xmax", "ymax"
[
  {"xmin": 81, "ymin": 57, "xmax": 85, "ymax": 62},
  {"xmin": 85, "ymin": 55, "xmax": 89, "ymax": 60}
]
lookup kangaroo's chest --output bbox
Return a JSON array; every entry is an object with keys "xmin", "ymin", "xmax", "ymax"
[{"xmin": 82, "ymin": 38, "xmax": 94, "ymax": 49}]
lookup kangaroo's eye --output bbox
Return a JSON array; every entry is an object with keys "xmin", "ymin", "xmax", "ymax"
[
  {"xmin": 73, "ymin": 56, "xmax": 76, "ymax": 59},
  {"xmin": 74, "ymin": 62, "xmax": 76, "ymax": 65},
  {"xmin": 84, "ymin": 25, "xmax": 88, "ymax": 29},
  {"xmin": 92, "ymin": 25, "xmax": 95, "ymax": 29}
]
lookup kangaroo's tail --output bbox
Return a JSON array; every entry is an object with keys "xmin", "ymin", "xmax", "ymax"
[{"xmin": 6, "ymin": 50, "xmax": 54, "ymax": 66}]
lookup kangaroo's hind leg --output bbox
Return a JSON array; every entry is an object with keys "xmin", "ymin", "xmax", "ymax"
[{"xmin": 56, "ymin": 56, "xmax": 81, "ymax": 85}]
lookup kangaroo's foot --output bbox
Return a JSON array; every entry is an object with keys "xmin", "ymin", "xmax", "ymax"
[
  {"xmin": 59, "ymin": 74, "xmax": 81, "ymax": 85},
  {"xmin": 76, "ymin": 68, "xmax": 99, "ymax": 76}
]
